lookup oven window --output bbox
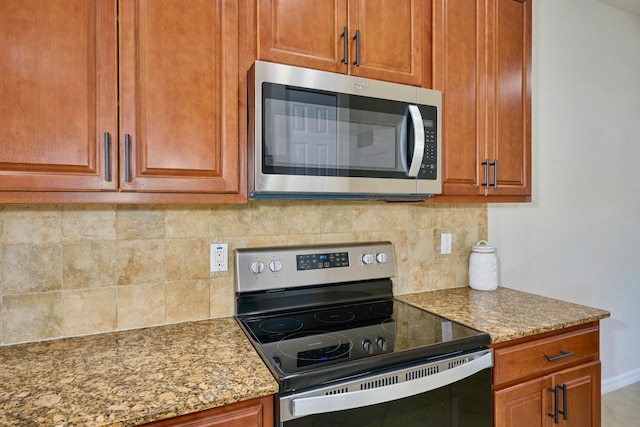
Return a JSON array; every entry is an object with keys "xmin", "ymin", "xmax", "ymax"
[
  {"xmin": 281, "ymin": 369, "xmax": 492, "ymax": 427},
  {"xmin": 262, "ymin": 83, "xmax": 410, "ymax": 179}
]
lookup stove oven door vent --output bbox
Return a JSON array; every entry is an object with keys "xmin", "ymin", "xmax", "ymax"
[{"xmin": 281, "ymin": 349, "xmax": 492, "ymax": 422}]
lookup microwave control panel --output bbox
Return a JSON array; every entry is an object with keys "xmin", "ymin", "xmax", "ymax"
[{"xmin": 417, "ymin": 105, "xmax": 438, "ymax": 180}]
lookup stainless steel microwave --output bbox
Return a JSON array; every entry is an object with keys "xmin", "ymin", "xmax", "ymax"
[{"xmin": 248, "ymin": 61, "xmax": 442, "ymax": 200}]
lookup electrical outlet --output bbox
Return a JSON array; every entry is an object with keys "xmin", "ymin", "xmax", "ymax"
[
  {"xmin": 440, "ymin": 233, "xmax": 452, "ymax": 255},
  {"xmin": 210, "ymin": 243, "xmax": 228, "ymax": 272}
]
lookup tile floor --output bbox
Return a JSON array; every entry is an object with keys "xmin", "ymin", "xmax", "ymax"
[{"xmin": 602, "ymin": 381, "xmax": 640, "ymax": 426}]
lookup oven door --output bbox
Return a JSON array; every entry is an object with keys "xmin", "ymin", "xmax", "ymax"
[{"xmin": 278, "ymin": 349, "xmax": 493, "ymax": 427}]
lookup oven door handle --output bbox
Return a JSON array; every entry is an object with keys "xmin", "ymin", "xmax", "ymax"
[{"xmin": 288, "ymin": 350, "xmax": 492, "ymax": 419}]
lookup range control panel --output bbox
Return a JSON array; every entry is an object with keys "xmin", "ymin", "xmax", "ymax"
[
  {"xmin": 236, "ymin": 241, "xmax": 396, "ymax": 293},
  {"xmin": 296, "ymin": 251, "xmax": 349, "ymax": 270}
]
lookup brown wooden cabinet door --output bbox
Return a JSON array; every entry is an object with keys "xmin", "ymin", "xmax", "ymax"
[
  {"xmin": 0, "ymin": 0, "xmax": 118, "ymax": 192},
  {"xmin": 432, "ymin": 0, "xmax": 531, "ymax": 201},
  {"xmin": 432, "ymin": 0, "xmax": 486, "ymax": 196},
  {"xmin": 257, "ymin": 0, "xmax": 348, "ymax": 73},
  {"xmin": 553, "ymin": 361, "xmax": 601, "ymax": 427},
  {"xmin": 348, "ymin": 0, "xmax": 425, "ymax": 85},
  {"xmin": 119, "ymin": 0, "xmax": 240, "ymax": 194},
  {"xmin": 257, "ymin": 0, "xmax": 426, "ymax": 85},
  {"xmin": 142, "ymin": 395, "xmax": 274, "ymax": 427},
  {"xmin": 494, "ymin": 375, "xmax": 553, "ymax": 427},
  {"xmin": 485, "ymin": 0, "xmax": 531, "ymax": 197}
]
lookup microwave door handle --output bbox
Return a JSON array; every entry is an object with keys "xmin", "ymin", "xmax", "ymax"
[{"xmin": 406, "ymin": 105, "xmax": 425, "ymax": 177}]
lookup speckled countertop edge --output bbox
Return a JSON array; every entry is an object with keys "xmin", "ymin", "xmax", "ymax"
[
  {"xmin": 0, "ymin": 317, "xmax": 278, "ymax": 427},
  {"xmin": 397, "ymin": 286, "xmax": 610, "ymax": 344}
]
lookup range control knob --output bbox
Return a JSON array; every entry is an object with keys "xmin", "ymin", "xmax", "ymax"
[
  {"xmin": 362, "ymin": 253, "xmax": 374, "ymax": 265},
  {"xmin": 268, "ymin": 259, "xmax": 282, "ymax": 272},
  {"xmin": 376, "ymin": 252, "xmax": 388, "ymax": 264},
  {"xmin": 376, "ymin": 337, "xmax": 388, "ymax": 352},
  {"xmin": 249, "ymin": 261, "xmax": 264, "ymax": 274},
  {"xmin": 362, "ymin": 339, "xmax": 374, "ymax": 355}
]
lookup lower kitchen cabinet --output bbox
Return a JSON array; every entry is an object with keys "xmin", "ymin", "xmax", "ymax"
[
  {"xmin": 141, "ymin": 395, "xmax": 274, "ymax": 427},
  {"xmin": 492, "ymin": 322, "xmax": 601, "ymax": 427}
]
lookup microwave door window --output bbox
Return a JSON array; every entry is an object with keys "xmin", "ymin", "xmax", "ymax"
[
  {"xmin": 340, "ymin": 107, "xmax": 403, "ymax": 174},
  {"xmin": 262, "ymin": 83, "xmax": 415, "ymax": 179},
  {"xmin": 263, "ymin": 85, "xmax": 339, "ymax": 175}
]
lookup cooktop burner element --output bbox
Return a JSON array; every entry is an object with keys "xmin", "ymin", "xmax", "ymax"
[
  {"xmin": 235, "ymin": 242, "xmax": 490, "ymax": 392},
  {"xmin": 314, "ymin": 309, "xmax": 355, "ymax": 323},
  {"xmin": 259, "ymin": 318, "xmax": 303, "ymax": 334}
]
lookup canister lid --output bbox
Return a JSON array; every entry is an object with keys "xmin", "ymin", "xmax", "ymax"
[{"xmin": 471, "ymin": 240, "xmax": 496, "ymax": 253}]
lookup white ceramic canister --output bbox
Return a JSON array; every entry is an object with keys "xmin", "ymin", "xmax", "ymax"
[{"xmin": 468, "ymin": 240, "xmax": 499, "ymax": 291}]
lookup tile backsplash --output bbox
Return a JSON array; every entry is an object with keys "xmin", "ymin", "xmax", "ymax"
[{"xmin": 0, "ymin": 201, "xmax": 486, "ymax": 345}]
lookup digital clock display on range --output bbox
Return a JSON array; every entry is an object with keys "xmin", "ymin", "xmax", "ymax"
[{"xmin": 296, "ymin": 251, "xmax": 349, "ymax": 271}]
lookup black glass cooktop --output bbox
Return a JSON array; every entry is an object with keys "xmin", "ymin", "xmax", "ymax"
[{"xmin": 237, "ymin": 298, "xmax": 489, "ymax": 391}]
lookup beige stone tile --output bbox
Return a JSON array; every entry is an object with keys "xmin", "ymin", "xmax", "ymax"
[
  {"xmin": 453, "ymin": 226, "xmax": 478, "ymax": 257},
  {"xmin": 250, "ymin": 200, "xmax": 324, "ymax": 236},
  {"xmin": 62, "ymin": 287, "xmax": 117, "ymax": 336},
  {"xmin": 454, "ymin": 253, "xmax": 471, "ymax": 287},
  {"xmin": 320, "ymin": 201, "xmax": 354, "ymax": 233},
  {"xmin": 407, "ymin": 229, "xmax": 435, "ymax": 262},
  {"xmin": 117, "ymin": 282, "xmax": 166, "ymax": 329},
  {"xmin": 164, "ymin": 238, "xmax": 209, "ymax": 281},
  {"xmin": 408, "ymin": 204, "xmax": 435, "ymax": 231},
  {"xmin": 165, "ymin": 205, "xmax": 210, "ymax": 239},
  {"xmin": 210, "ymin": 276, "xmax": 234, "ymax": 318},
  {"xmin": 210, "ymin": 204, "xmax": 251, "ymax": 237},
  {"xmin": 166, "ymin": 279, "xmax": 209, "ymax": 323},
  {"xmin": 62, "ymin": 241, "xmax": 116, "ymax": 289},
  {"xmin": 61, "ymin": 205, "xmax": 117, "ymax": 242},
  {"xmin": 430, "ymin": 204, "xmax": 456, "ymax": 229},
  {"xmin": 117, "ymin": 240, "xmax": 164, "ymax": 286},
  {"xmin": 2, "ymin": 216, "xmax": 61, "ymax": 244},
  {"xmin": 478, "ymin": 226, "xmax": 489, "ymax": 241},
  {"xmin": 2, "ymin": 244, "xmax": 62, "ymax": 294},
  {"xmin": 403, "ymin": 260, "xmax": 434, "ymax": 294},
  {"xmin": 117, "ymin": 205, "xmax": 165, "ymax": 241},
  {"xmin": 454, "ymin": 204, "xmax": 483, "ymax": 227},
  {"xmin": 0, "ymin": 204, "xmax": 62, "ymax": 218},
  {"xmin": 352, "ymin": 201, "xmax": 408, "ymax": 232},
  {"xmin": 3, "ymin": 292, "xmax": 63, "ymax": 344},
  {"xmin": 477, "ymin": 204, "xmax": 488, "ymax": 227}
]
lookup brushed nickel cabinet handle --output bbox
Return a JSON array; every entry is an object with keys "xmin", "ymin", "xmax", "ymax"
[
  {"xmin": 103, "ymin": 132, "xmax": 111, "ymax": 182},
  {"xmin": 353, "ymin": 29, "xmax": 361, "ymax": 66},
  {"xmin": 124, "ymin": 134, "xmax": 132, "ymax": 182},
  {"xmin": 482, "ymin": 158, "xmax": 490, "ymax": 188},
  {"xmin": 341, "ymin": 26, "xmax": 349, "ymax": 64}
]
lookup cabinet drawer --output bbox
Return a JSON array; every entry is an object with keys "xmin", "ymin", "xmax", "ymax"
[{"xmin": 493, "ymin": 324, "xmax": 599, "ymax": 387}]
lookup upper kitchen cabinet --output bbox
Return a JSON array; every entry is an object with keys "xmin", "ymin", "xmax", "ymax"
[
  {"xmin": 256, "ymin": 0, "xmax": 430, "ymax": 86},
  {"xmin": 0, "ymin": 0, "xmax": 243, "ymax": 203},
  {"xmin": 0, "ymin": 0, "xmax": 118, "ymax": 193},
  {"xmin": 119, "ymin": 0, "xmax": 240, "ymax": 196},
  {"xmin": 432, "ymin": 0, "xmax": 531, "ymax": 201}
]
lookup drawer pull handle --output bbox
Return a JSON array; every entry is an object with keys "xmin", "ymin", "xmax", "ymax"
[{"xmin": 544, "ymin": 350, "xmax": 574, "ymax": 362}]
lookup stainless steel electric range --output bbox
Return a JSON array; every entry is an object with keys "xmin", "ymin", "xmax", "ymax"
[{"xmin": 235, "ymin": 241, "xmax": 493, "ymax": 426}]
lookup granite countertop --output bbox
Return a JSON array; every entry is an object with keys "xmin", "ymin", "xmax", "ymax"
[
  {"xmin": 0, "ymin": 317, "xmax": 278, "ymax": 427},
  {"xmin": 397, "ymin": 286, "xmax": 610, "ymax": 344},
  {"xmin": 0, "ymin": 287, "xmax": 610, "ymax": 426}
]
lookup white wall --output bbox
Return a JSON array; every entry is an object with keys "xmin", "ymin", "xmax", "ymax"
[{"xmin": 489, "ymin": 0, "xmax": 640, "ymax": 393}]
